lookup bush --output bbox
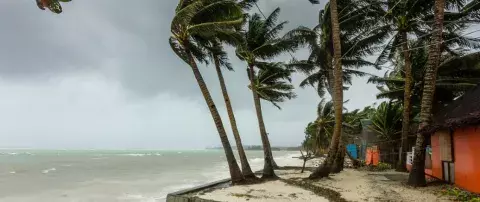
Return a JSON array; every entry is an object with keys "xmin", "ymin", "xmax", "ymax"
[{"xmin": 358, "ymin": 162, "xmax": 392, "ymax": 172}]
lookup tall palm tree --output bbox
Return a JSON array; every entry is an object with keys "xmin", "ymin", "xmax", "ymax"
[
  {"xmin": 289, "ymin": 0, "xmax": 387, "ymax": 98},
  {"xmin": 374, "ymin": 0, "xmax": 480, "ymax": 172},
  {"xmin": 408, "ymin": 0, "xmax": 446, "ymax": 187},
  {"xmin": 204, "ymin": 43, "xmax": 256, "ymax": 178},
  {"xmin": 380, "ymin": 0, "xmax": 431, "ymax": 172},
  {"xmin": 169, "ymin": 0, "xmax": 245, "ymax": 183},
  {"xmin": 235, "ymin": 8, "xmax": 298, "ymax": 178},
  {"xmin": 196, "ymin": 0, "xmax": 262, "ymax": 179},
  {"xmin": 36, "ymin": 0, "xmax": 70, "ymax": 13},
  {"xmin": 303, "ymin": 0, "xmax": 388, "ymax": 178},
  {"xmin": 305, "ymin": 0, "xmax": 344, "ymax": 179}
]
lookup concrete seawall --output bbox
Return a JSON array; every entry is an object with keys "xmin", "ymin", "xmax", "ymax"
[{"xmin": 166, "ymin": 178, "xmax": 231, "ymax": 202}]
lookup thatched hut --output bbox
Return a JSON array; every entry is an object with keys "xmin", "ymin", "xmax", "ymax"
[{"xmin": 418, "ymin": 85, "xmax": 480, "ymax": 194}]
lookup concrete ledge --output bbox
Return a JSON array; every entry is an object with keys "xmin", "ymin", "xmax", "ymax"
[{"xmin": 166, "ymin": 178, "xmax": 231, "ymax": 202}]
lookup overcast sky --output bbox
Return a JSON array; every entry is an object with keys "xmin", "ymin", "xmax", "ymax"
[{"xmin": 0, "ymin": 0, "xmax": 386, "ymax": 149}]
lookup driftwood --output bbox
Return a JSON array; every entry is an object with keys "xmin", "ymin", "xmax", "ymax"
[{"xmin": 299, "ymin": 150, "xmax": 315, "ymax": 173}]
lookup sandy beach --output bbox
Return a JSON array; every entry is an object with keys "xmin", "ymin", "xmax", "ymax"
[{"xmin": 196, "ymin": 157, "xmax": 452, "ymax": 202}]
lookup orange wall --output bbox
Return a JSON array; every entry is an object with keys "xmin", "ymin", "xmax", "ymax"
[
  {"xmin": 454, "ymin": 126, "xmax": 480, "ymax": 194},
  {"xmin": 431, "ymin": 133, "xmax": 442, "ymax": 179}
]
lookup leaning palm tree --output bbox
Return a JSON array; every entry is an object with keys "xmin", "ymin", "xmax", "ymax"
[
  {"xmin": 249, "ymin": 62, "xmax": 297, "ymax": 110},
  {"xmin": 36, "ymin": 0, "xmax": 71, "ymax": 13},
  {"xmin": 235, "ymin": 9, "xmax": 298, "ymax": 178},
  {"xmin": 306, "ymin": 0, "xmax": 345, "ymax": 179},
  {"xmin": 203, "ymin": 43, "xmax": 256, "ymax": 179},
  {"xmin": 196, "ymin": 0, "xmax": 262, "ymax": 179},
  {"xmin": 169, "ymin": 0, "xmax": 245, "ymax": 183},
  {"xmin": 408, "ymin": 0, "xmax": 446, "ymax": 187}
]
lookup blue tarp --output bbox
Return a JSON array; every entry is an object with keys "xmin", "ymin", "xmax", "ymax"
[{"xmin": 347, "ymin": 144, "xmax": 358, "ymax": 159}]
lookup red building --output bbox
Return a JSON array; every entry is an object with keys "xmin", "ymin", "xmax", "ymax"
[{"xmin": 416, "ymin": 85, "xmax": 480, "ymax": 193}]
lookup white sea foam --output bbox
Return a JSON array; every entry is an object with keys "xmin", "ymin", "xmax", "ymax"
[
  {"xmin": 249, "ymin": 157, "xmax": 263, "ymax": 163},
  {"xmin": 42, "ymin": 168, "xmax": 56, "ymax": 174},
  {"xmin": 118, "ymin": 194, "xmax": 158, "ymax": 202}
]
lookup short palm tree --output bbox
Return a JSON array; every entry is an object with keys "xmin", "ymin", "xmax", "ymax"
[
  {"xmin": 169, "ymin": 0, "xmax": 245, "ymax": 183},
  {"xmin": 36, "ymin": 0, "xmax": 70, "ymax": 13},
  {"xmin": 235, "ymin": 8, "xmax": 298, "ymax": 178},
  {"xmin": 369, "ymin": 102, "xmax": 403, "ymax": 142},
  {"xmin": 311, "ymin": 99, "xmax": 335, "ymax": 154}
]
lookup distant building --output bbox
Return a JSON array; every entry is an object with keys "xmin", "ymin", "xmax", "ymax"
[
  {"xmin": 416, "ymin": 84, "xmax": 480, "ymax": 194},
  {"xmin": 357, "ymin": 119, "xmax": 376, "ymax": 160}
]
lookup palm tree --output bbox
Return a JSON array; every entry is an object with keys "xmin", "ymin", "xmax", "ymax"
[
  {"xmin": 235, "ymin": 8, "xmax": 298, "ymax": 178},
  {"xmin": 408, "ymin": 0, "xmax": 446, "ymax": 187},
  {"xmin": 369, "ymin": 102, "xmax": 403, "ymax": 142},
  {"xmin": 169, "ymin": 0, "xmax": 245, "ymax": 183},
  {"xmin": 36, "ymin": 0, "xmax": 70, "ymax": 13},
  {"xmin": 288, "ymin": 0, "xmax": 387, "ymax": 98},
  {"xmin": 369, "ymin": 48, "xmax": 480, "ymax": 112},
  {"xmin": 196, "ymin": 0, "xmax": 262, "ymax": 179},
  {"xmin": 250, "ymin": 62, "xmax": 297, "ymax": 109},
  {"xmin": 204, "ymin": 43, "xmax": 256, "ymax": 178},
  {"xmin": 305, "ymin": 0, "xmax": 344, "ymax": 179},
  {"xmin": 311, "ymin": 99, "xmax": 335, "ymax": 155}
]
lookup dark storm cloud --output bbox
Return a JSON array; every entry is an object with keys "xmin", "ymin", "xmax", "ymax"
[{"xmin": 0, "ymin": 0, "xmax": 384, "ymax": 149}]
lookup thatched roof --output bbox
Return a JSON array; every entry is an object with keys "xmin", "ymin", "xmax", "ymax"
[{"xmin": 420, "ymin": 84, "xmax": 480, "ymax": 134}]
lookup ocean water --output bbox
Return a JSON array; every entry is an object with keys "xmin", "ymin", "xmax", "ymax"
[{"xmin": 0, "ymin": 150, "xmax": 298, "ymax": 202}]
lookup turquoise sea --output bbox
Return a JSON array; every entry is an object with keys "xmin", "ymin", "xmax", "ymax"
[{"xmin": 0, "ymin": 150, "xmax": 297, "ymax": 202}]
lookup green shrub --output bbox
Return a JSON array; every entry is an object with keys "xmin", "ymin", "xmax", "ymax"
[
  {"xmin": 441, "ymin": 186, "xmax": 480, "ymax": 201},
  {"xmin": 358, "ymin": 162, "xmax": 392, "ymax": 172}
]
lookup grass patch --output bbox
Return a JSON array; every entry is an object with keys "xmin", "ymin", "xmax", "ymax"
[{"xmin": 440, "ymin": 186, "xmax": 480, "ymax": 201}]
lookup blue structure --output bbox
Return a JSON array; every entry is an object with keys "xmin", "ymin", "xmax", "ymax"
[{"xmin": 346, "ymin": 144, "xmax": 358, "ymax": 159}]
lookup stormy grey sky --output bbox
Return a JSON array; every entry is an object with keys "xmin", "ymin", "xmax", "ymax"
[{"xmin": 0, "ymin": 0, "xmax": 385, "ymax": 149}]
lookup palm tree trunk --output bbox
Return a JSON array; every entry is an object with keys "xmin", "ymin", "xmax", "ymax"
[
  {"xmin": 309, "ymin": 0, "xmax": 343, "ymax": 179},
  {"xmin": 265, "ymin": 136, "xmax": 279, "ymax": 169},
  {"xmin": 331, "ymin": 141, "xmax": 345, "ymax": 173},
  {"xmin": 186, "ymin": 51, "xmax": 244, "ymax": 183},
  {"xmin": 397, "ymin": 30, "xmax": 412, "ymax": 172},
  {"xmin": 408, "ymin": 0, "xmax": 445, "ymax": 187},
  {"xmin": 213, "ymin": 56, "xmax": 256, "ymax": 178},
  {"xmin": 315, "ymin": 121, "xmax": 323, "ymax": 155},
  {"xmin": 326, "ymin": 52, "xmax": 335, "ymax": 96},
  {"xmin": 248, "ymin": 64, "xmax": 276, "ymax": 179}
]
